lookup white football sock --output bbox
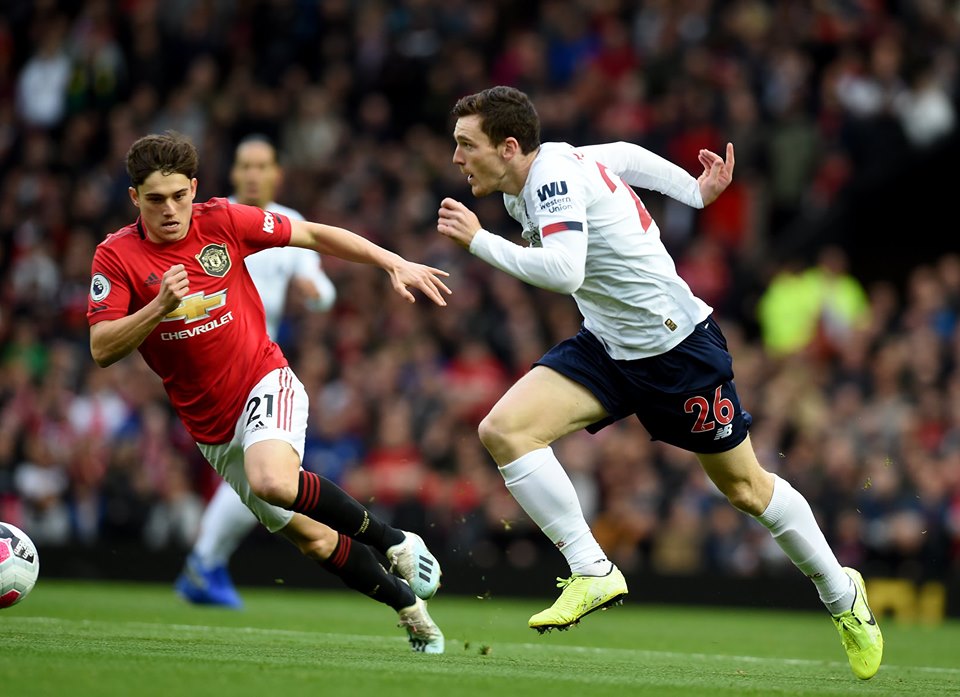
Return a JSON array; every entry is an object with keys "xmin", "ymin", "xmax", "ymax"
[
  {"xmin": 500, "ymin": 447, "xmax": 609, "ymax": 576},
  {"xmin": 192, "ymin": 482, "xmax": 259, "ymax": 567},
  {"xmin": 754, "ymin": 475, "xmax": 853, "ymax": 614}
]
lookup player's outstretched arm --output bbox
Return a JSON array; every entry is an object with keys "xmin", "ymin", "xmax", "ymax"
[
  {"xmin": 437, "ymin": 197, "xmax": 587, "ymax": 295},
  {"xmin": 577, "ymin": 142, "xmax": 701, "ymax": 208},
  {"xmin": 90, "ymin": 264, "xmax": 189, "ymax": 367},
  {"xmin": 289, "ymin": 220, "xmax": 450, "ymax": 306},
  {"xmin": 697, "ymin": 142, "xmax": 735, "ymax": 206}
]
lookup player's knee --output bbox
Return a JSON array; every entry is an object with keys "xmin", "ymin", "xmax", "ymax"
[
  {"xmin": 247, "ymin": 469, "xmax": 297, "ymax": 507},
  {"xmin": 722, "ymin": 480, "xmax": 765, "ymax": 515},
  {"xmin": 478, "ymin": 412, "xmax": 512, "ymax": 456},
  {"xmin": 297, "ymin": 531, "xmax": 337, "ymax": 561}
]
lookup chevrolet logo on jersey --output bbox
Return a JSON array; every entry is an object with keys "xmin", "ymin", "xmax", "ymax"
[{"xmin": 162, "ymin": 289, "xmax": 227, "ymax": 324}]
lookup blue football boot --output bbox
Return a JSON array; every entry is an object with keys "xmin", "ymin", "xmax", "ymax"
[{"xmin": 174, "ymin": 553, "xmax": 243, "ymax": 609}]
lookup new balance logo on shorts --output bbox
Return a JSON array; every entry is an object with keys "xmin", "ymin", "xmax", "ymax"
[{"xmin": 714, "ymin": 423, "xmax": 733, "ymax": 440}]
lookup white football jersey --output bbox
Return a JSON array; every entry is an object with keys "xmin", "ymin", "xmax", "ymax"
[
  {"xmin": 470, "ymin": 142, "xmax": 712, "ymax": 360},
  {"xmin": 230, "ymin": 198, "xmax": 337, "ymax": 340}
]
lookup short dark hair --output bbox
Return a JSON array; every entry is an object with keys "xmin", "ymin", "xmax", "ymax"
[
  {"xmin": 234, "ymin": 133, "xmax": 279, "ymax": 164},
  {"xmin": 451, "ymin": 86, "xmax": 541, "ymax": 154},
  {"xmin": 126, "ymin": 131, "xmax": 199, "ymax": 188}
]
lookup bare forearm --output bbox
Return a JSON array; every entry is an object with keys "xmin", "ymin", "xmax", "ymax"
[
  {"xmin": 290, "ymin": 221, "xmax": 402, "ymax": 271},
  {"xmin": 90, "ymin": 300, "xmax": 168, "ymax": 367},
  {"xmin": 290, "ymin": 220, "xmax": 450, "ymax": 306}
]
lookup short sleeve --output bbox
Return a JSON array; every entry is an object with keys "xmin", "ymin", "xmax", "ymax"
[
  {"xmin": 87, "ymin": 246, "xmax": 132, "ymax": 325},
  {"xmin": 227, "ymin": 202, "xmax": 294, "ymax": 257}
]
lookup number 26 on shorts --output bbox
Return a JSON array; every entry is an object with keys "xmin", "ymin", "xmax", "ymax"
[{"xmin": 684, "ymin": 385, "xmax": 734, "ymax": 433}]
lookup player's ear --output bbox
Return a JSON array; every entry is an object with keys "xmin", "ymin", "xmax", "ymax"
[
  {"xmin": 190, "ymin": 178, "xmax": 198, "ymax": 198},
  {"xmin": 128, "ymin": 186, "xmax": 140, "ymax": 208},
  {"xmin": 501, "ymin": 137, "xmax": 521, "ymax": 161}
]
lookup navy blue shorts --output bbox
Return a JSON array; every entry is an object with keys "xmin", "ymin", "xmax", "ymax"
[{"xmin": 534, "ymin": 317, "xmax": 752, "ymax": 454}]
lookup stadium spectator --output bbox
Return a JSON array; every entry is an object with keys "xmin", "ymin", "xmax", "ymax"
[
  {"xmin": 14, "ymin": 15, "xmax": 72, "ymax": 130},
  {"xmin": 757, "ymin": 246, "xmax": 870, "ymax": 358},
  {"xmin": 437, "ymin": 85, "xmax": 882, "ymax": 679},
  {"xmin": 87, "ymin": 131, "xmax": 447, "ymax": 653}
]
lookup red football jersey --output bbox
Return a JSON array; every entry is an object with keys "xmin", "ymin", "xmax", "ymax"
[{"xmin": 88, "ymin": 198, "xmax": 294, "ymax": 444}]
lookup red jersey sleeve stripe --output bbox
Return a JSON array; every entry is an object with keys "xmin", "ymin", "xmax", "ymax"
[{"xmin": 542, "ymin": 221, "xmax": 584, "ymax": 236}]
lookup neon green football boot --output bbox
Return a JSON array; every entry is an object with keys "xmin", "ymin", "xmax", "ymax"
[
  {"xmin": 529, "ymin": 564, "xmax": 628, "ymax": 633},
  {"xmin": 832, "ymin": 567, "xmax": 883, "ymax": 679}
]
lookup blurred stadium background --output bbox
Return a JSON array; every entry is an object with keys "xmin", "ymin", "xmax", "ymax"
[{"xmin": 1, "ymin": 0, "xmax": 959, "ymax": 622}]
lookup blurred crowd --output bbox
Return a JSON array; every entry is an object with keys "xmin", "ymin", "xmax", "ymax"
[{"xmin": 1, "ymin": 0, "xmax": 959, "ymax": 584}]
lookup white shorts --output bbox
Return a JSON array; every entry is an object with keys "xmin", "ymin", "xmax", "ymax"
[{"xmin": 196, "ymin": 366, "xmax": 307, "ymax": 532}]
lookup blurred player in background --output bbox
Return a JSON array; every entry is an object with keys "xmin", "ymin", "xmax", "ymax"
[
  {"xmin": 437, "ymin": 86, "xmax": 882, "ymax": 678},
  {"xmin": 90, "ymin": 131, "xmax": 448, "ymax": 653},
  {"xmin": 175, "ymin": 135, "xmax": 337, "ymax": 609}
]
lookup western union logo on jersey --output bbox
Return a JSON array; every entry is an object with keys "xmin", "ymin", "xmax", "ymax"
[{"xmin": 163, "ymin": 289, "xmax": 227, "ymax": 324}]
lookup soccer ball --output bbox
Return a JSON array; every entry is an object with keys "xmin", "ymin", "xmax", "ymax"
[{"xmin": 0, "ymin": 522, "xmax": 40, "ymax": 608}]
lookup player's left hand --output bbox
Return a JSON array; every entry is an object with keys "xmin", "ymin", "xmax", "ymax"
[
  {"xmin": 697, "ymin": 142, "xmax": 735, "ymax": 206},
  {"xmin": 387, "ymin": 260, "xmax": 452, "ymax": 306},
  {"xmin": 437, "ymin": 198, "xmax": 482, "ymax": 249}
]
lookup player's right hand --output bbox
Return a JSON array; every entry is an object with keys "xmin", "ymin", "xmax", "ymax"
[
  {"xmin": 437, "ymin": 198, "xmax": 482, "ymax": 249},
  {"xmin": 386, "ymin": 260, "xmax": 451, "ymax": 306},
  {"xmin": 157, "ymin": 264, "xmax": 189, "ymax": 313}
]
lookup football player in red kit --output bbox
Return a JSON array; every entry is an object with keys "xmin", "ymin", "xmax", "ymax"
[{"xmin": 88, "ymin": 131, "xmax": 448, "ymax": 653}]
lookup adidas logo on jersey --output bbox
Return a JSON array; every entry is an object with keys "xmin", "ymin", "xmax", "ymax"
[{"xmin": 144, "ymin": 272, "xmax": 161, "ymax": 286}]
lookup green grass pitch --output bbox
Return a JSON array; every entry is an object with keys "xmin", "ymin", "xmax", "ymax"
[{"xmin": 2, "ymin": 579, "xmax": 958, "ymax": 696}]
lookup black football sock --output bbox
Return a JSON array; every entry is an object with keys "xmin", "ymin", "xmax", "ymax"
[
  {"xmin": 321, "ymin": 533, "xmax": 416, "ymax": 611},
  {"xmin": 292, "ymin": 471, "xmax": 405, "ymax": 553}
]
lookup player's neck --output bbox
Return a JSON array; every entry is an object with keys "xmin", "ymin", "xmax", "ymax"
[
  {"xmin": 237, "ymin": 198, "xmax": 271, "ymax": 208},
  {"xmin": 503, "ymin": 147, "xmax": 539, "ymax": 196}
]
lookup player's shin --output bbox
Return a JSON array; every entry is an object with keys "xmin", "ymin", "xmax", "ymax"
[
  {"xmin": 500, "ymin": 447, "xmax": 609, "ymax": 576},
  {"xmin": 754, "ymin": 475, "xmax": 853, "ymax": 613},
  {"xmin": 291, "ymin": 471, "xmax": 405, "ymax": 553},
  {"xmin": 320, "ymin": 533, "xmax": 416, "ymax": 611}
]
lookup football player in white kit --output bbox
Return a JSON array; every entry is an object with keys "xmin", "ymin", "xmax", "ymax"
[
  {"xmin": 175, "ymin": 135, "xmax": 337, "ymax": 608},
  {"xmin": 437, "ymin": 86, "xmax": 882, "ymax": 680}
]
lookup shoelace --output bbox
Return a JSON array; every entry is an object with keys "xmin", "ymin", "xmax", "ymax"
[
  {"xmin": 399, "ymin": 608, "xmax": 440, "ymax": 639},
  {"xmin": 405, "ymin": 622, "xmax": 440, "ymax": 641},
  {"xmin": 547, "ymin": 575, "xmax": 589, "ymax": 614},
  {"xmin": 387, "ymin": 544, "xmax": 405, "ymax": 574},
  {"xmin": 834, "ymin": 613, "xmax": 863, "ymax": 651}
]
